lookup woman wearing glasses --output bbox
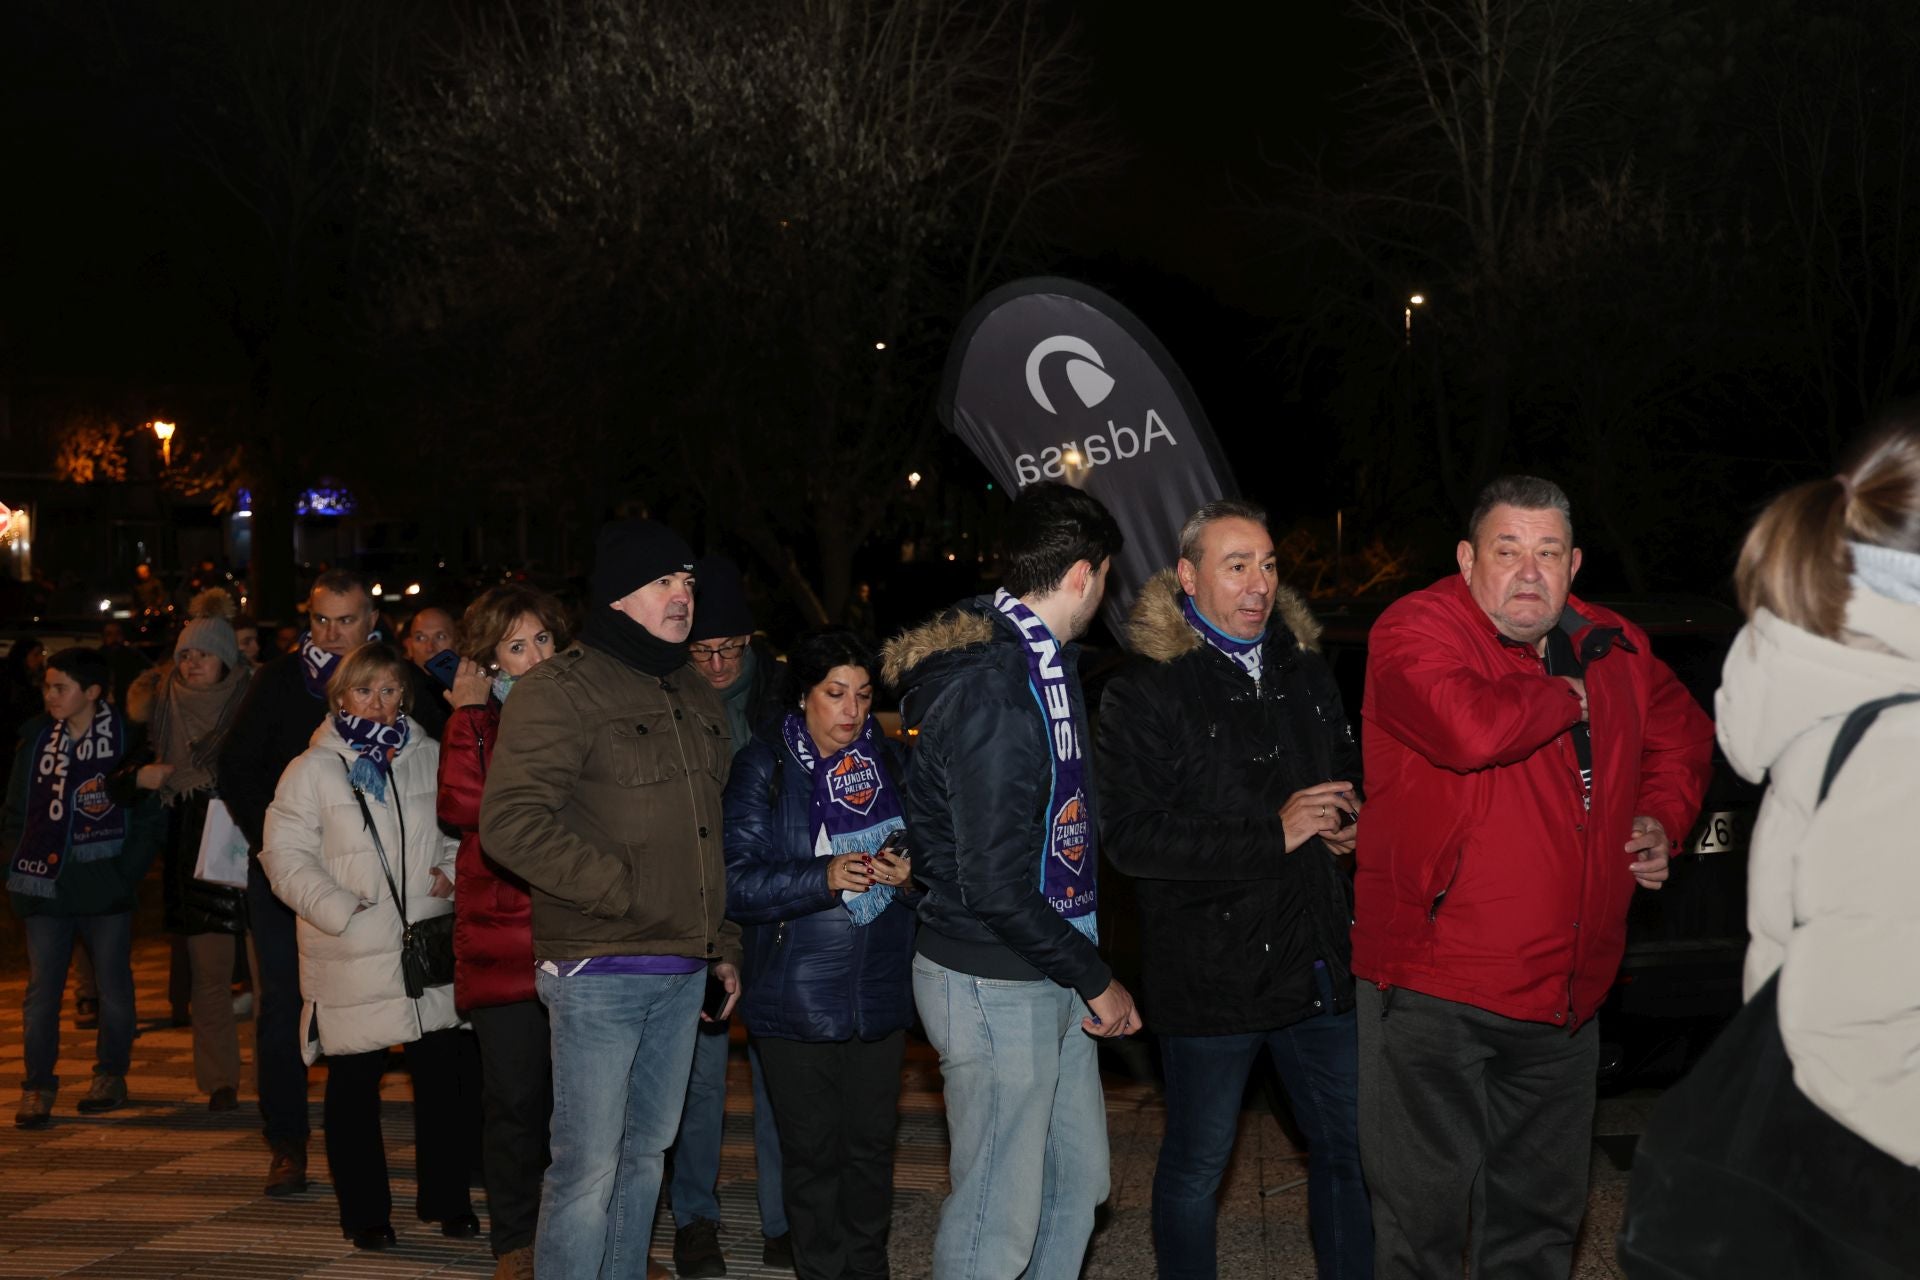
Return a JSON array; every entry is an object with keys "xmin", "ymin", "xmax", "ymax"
[{"xmin": 260, "ymin": 641, "xmax": 475, "ymax": 1251}]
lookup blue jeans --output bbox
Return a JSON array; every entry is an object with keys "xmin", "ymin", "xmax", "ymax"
[
  {"xmin": 22, "ymin": 912, "xmax": 134, "ymax": 1091},
  {"xmin": 912, "ymin": 956, "xmax": 1110, "ymax": 1280},
  {"xmin": 672, "ymin": 1027, "xmax": 787, "ymax": 1236},
  {"xmin": 535, "ymin": 967, "xmax": 703, "ymax": 1279},
  {"xmin": 1154, "ymin": 966, "xmax": 1372, "ymax": 1280}
]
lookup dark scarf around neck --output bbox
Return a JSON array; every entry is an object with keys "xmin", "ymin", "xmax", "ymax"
[{"xmin": 581, "ymin": 607, "xmax": 688, "ymax": 678}]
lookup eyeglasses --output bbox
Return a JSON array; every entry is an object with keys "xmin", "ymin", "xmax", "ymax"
[{"xmin": 688, "ymin": 640, "xmax": 749, "ymax": 662}]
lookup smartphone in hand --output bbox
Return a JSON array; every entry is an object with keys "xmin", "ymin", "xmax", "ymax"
[
  {"xmin": 701, "ymin": 970, "xmax": 730, "ymax": 1021},
  {"xmin": 424, "ymin": 649, "xmax": 461, "ymax": 690}
]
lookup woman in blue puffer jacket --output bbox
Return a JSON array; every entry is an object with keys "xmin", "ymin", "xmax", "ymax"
[{"xmin": 723, "ymin": 627, "xmax": 914, "ymax": 1280}]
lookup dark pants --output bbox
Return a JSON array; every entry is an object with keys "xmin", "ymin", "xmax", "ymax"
[
  {"xmin": 470, "ymin": 999, "xmax": 553, "ymax": 1257},
  {"xmin": 756, "ymin": 1031, "xmax": 905, "ymax": 1280},
  {"xmin": 21, "ymin": 912, "xmax": 133, "ymax": 1091},
  {"xmin": 323, "ymin": 1028, "xmax": 475, "ymax": 1235},
  {"xmin": 1154, "ymin": 966, "xmax": 1372, "ymax": 1280},
  {"xmin": 1357, "ymin": 985, "xmax": 1598, "ymax": 1280},
  {"xmin": 245, "ymin": 857, "xmax": 309, "ymax": 1144}
]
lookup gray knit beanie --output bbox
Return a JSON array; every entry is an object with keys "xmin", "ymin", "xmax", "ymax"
[{"xmin": 176, "ymin": 617, "xmax": 240, "ymax": 670}]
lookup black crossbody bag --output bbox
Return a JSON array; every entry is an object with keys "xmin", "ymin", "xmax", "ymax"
[
  {"xmin": 345, "ymin": 761, "xmax": 455, "ymax": 1000},
  {"xmin": 1618, "ymin": 693, "xmax": 1920, "ymax": 1278}
]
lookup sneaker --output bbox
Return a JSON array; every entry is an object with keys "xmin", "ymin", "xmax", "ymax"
[
  {"xmin": 74, "ymin": 997, "xmax": 99, "ymax": 1030},
  {"xmin": 13, "ymin": 1089, "xmax": 53, "ymax": 1129},
  {"xmin": 347, "ymin": 1225, "xmax": 396, "ymax": 1251},
  {"xmin": 762, "ymin": 1231, "xmax": 795, "ymax": 1270},
  {"xmin": 75, "ymin": 1074, "xmax": 126, "ymax": 1114},
  {"xmin": 674, "ymin": 1218, "xmax": 727, "ymax": 1278},
  {"xmin": 264, "ymin": 1139, "xmax": 309, "ymax": 1196},
  {"xmin": 208, "ymin": 1086, "xmax": 239, "ymax": 1112}
]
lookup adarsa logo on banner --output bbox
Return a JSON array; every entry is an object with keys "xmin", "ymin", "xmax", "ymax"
[{"xmin": 1013, "ymin": 335, "xmax": 1180, "ymax": 485}]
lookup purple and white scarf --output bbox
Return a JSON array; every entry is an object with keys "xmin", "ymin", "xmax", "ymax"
[
  {"xmin": 1181, "ymin": 593, "xmax": 1266, "ymax": 682},
  {"xmin": 992, "ymin": 589, "xmax": 1098, "ymax": 943},
  {"xmin": 332, "ymin": 711, "xmax": 409, "ymax": 805},
  {"xmin": 784, "ymin": 713, "xmax": 904, "ymax": 927},
  {"xmin": 297, "ymin": 632, "xmax": 341, "ymax": 700},
  {"xmin": 9, "ymin": 702, "xmax": 127, "ymax": 900}
]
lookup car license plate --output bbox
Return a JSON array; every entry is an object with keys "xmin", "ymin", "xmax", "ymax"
[{"xmin": 1687, "ymin": 809, "xmax": 1751, "ymax": 855}]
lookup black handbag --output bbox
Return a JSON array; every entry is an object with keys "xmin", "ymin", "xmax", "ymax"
[
  {"xmin": 1618, "ymin": 693, "xmax": 1920, "ymax": 1279},
  {"xmin": 347, "ymin": 764, "xmax": 455, "ymax": 1001}
]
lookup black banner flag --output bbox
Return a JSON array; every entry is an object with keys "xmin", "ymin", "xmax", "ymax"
[{"xmin": 939, "ymin": 277, "xmax": 1240, "ymax": 641}]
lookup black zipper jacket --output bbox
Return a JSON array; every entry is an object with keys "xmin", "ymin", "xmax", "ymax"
[{"xmin": 1096, "ymin": 571, "xmax": 1361, "ymax": 1036}]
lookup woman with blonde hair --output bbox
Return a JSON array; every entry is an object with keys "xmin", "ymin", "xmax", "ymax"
[
  {"xmin": 1620, "ymin": 420, "xmax": 1920, "ymax": 1274},
  {"xmin": 261, "ymin": 641, "xmax": 475, "ymax": 1250}
]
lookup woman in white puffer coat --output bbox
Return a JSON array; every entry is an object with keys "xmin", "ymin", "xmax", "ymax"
[
  {"xmin": 262, "ymin": 641, "xmax": 477, "ymax": 1251},
  {"xmin": 1716, "ymin": 424, "xmax": 1920, "ymax": 1170}
]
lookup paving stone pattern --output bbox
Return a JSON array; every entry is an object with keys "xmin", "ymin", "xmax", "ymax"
[{"xmin": 0, "ymin": 935, "xmax": 1638, "ymax": 1277}]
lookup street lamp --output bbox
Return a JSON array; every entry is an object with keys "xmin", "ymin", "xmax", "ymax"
[
  {"xmin": 151, "ymin": 421, "xmax": 177, "ymax": 468},
  {"xmin": 1404, "ymin": 294, "xmax": 1426, "ymax": 347},
  {"xmin": 907, "ymin": 471, "xmax": 922, "ymax": 490}
]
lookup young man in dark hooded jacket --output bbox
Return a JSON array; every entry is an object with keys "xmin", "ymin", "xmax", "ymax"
[
  {"xmin": 1098, "ymin": 499, "xmax": 1369, "ymax": 1280},
  {"xmin": 882, "ymin": 481, "xmax": 1140, "ymax": 1280}
]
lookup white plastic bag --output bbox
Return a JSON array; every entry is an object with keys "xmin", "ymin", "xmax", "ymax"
[{"xmin": 193, "ymin": 798, "xmax": 250, "ymax": 888}]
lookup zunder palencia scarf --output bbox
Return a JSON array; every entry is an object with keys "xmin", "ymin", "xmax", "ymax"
[
  {"xmin": 332, "ymin": 712, "xmax": 410, "ymax": 805},
  {"xmin": 992, "ymin": 589, "xmax": 1099, "ymax": 942},
  {"xmin": 1181, "ymin": 593, "xmax": 1266, "ymax": 682},
  {"xmin": 783, "ymin": 713, "xmax": 904, "ymax": 927},
  {"xmin": 9, "ymin": 702, "xmax": 128, "ymax": 899}
]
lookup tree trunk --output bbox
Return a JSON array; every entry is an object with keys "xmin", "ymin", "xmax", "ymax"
[{"xmin": 246, "ymin": 462, "xmax": 297, "ymax": 623}]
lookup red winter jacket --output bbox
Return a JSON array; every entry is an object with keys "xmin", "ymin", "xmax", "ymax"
[
  {"xmin": 1353, "ymin": 577, "xmax": 1713, "ymax": 1028},
  {"xmin": 438, "ymin": 700, "xmax": 536, "ymax": 1012}
]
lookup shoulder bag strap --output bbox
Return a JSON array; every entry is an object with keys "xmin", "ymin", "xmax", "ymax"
[
  {"xmin": 1818, "ymin": 692, "xmax": 1920, "ymax": 804},
  {"xmin": 341, "ymin": 758, "xmax": 409, "ymax": 927}
]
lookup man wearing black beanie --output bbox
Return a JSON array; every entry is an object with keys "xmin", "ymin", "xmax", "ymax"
[{"xmin": 482, "ymin": 518, "xmax": 743, "ymax": 1279}]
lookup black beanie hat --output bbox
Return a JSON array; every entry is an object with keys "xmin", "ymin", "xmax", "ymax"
[
  {"xmin": 589, "ymin": 519, "xmax": 696, "ymax": 607},
  {"xmin": 688, "ymin": 555, "xmax": 756, "ymax": 642}
]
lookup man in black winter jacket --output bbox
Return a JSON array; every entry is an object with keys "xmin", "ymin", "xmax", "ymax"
[
  {"xmin": 882, "ymin": 482, "xmax": 1141, "ymax": 1280},
  {"xmin": 1098, "ymin": 499, "xmax": 1371, "ymax": 1280},
  {"xmin": 216, "ymin": 569, "xmax": 447, "ymax": 1197}
]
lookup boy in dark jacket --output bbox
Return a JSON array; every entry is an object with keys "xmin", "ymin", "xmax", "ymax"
[
  {"xmin": 881, "ymin": 482, "xmax": 1139, "ymax": 1280},
  {"xmin": 1099, "ymin": 500, "xmax": 1368, "ymax": 1280},
  {"xmin": 3, "ymin": 646, "xmax": 165, "ymax": 1127}
]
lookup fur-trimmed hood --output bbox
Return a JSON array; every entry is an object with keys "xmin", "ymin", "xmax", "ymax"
[
  {"xmin": 1125, "ymin": 569, "xmax": 1321, "ymax": 664},
  {"xmin": 880, "ymin": 605, "xmax": 997, "ymax": 690}
]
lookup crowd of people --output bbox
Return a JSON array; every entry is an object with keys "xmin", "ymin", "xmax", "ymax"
[{"xmin": 4, "ymin": 417, "xmax": 1919, "ymax": 1280}]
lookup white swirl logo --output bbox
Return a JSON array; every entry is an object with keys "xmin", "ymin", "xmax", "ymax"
[{"xmin": 1025, "ymin": 336, "xmax": 1115, "ymax": 414}]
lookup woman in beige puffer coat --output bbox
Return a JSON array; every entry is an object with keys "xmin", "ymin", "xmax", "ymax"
[
  {"xmin": 262, "ymin": 642, "xmax": 477, "ymax": 1251},
  {"xmin": 1716, "ymin": 426, "xmax": 1920, "ymax": 1170}
]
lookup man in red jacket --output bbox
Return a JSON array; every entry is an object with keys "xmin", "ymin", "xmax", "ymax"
[{"xmin": 1353, "ymin": 476, "xmax": 1713, "ymax": 1279}]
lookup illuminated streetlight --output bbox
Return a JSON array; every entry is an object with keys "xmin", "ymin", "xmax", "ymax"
[
  {"xmin": 1404, "ymin": 294, "xmax": 1426, "ymax": 347},
  {"xmin": 907, "ymin": 471, "xmax": 922, "ymax": 490},
  {"xmin": 874, "ymin": 341, "xmax": 888, "ymax": 351},
  {"xmin": 151, "ymin": 420, "xmax": 177, "ymax": 467}
]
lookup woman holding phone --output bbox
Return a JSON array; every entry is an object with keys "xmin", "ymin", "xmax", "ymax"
[{"xmin": 722, "ymin": 628, "xmax": 916, "ymax": 1280}]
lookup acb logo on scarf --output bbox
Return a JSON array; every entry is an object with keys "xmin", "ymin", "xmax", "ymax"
[
  {"xmin": 827, "ymin": 749, "xmax": 883, "ymax": 816},
  {"xmin": 1051, "ymin": 789, "xmax": 1090, "ymax": 876},
  {"xmin": 71, "ymin": 775, "xmax": 114, "ymax": 822}
]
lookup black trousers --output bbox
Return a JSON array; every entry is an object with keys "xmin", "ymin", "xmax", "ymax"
[
  {"xmin": 755, "ymin": 1030, "xmax": 905, "ymax": 1280},
  {"xmin": 469, "ymin": 999, "xmax": 553, "ymax": 1257},
  {"xmin": 246, "ymin": 858, "xmax": 309, "ymax": 1144},
  {"xmin": 1357, "ymin": 984, "xmax": 1599, "ymax": 1280},
  {"xmin": 323, "ymin": 1027, "xmax": 475, "ymax": 1235}
]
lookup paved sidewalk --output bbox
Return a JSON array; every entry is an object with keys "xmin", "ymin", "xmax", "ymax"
[{"xmin": 0, "ymin": 935, "xmax": 1639, "ymax": 1277}]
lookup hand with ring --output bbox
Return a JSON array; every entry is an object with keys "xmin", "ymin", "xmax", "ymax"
[
  {"xmin": 872, "ymin": 848, "xmax": 911, "ymax": 890},
  {"xmin": 1280, "ymin": 781, "xmax": 1358, "ymax": 854}
]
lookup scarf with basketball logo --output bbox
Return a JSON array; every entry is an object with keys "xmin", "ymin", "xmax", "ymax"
[
  {"xmin": 992, "ymin": 589, "xmax": 1098, "ymax": 942},
  {"xmin": 783, "ymin": 713, "xmax": 903, "ymax": 927},
  {"xmin": 9, "ymin": 702, "xmax": 128, "ymax": 899}
]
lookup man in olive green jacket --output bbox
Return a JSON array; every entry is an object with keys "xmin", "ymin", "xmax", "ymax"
[{"xmin": 481, "ymin": 518, "xmax": 741, "ymax": 1279}]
